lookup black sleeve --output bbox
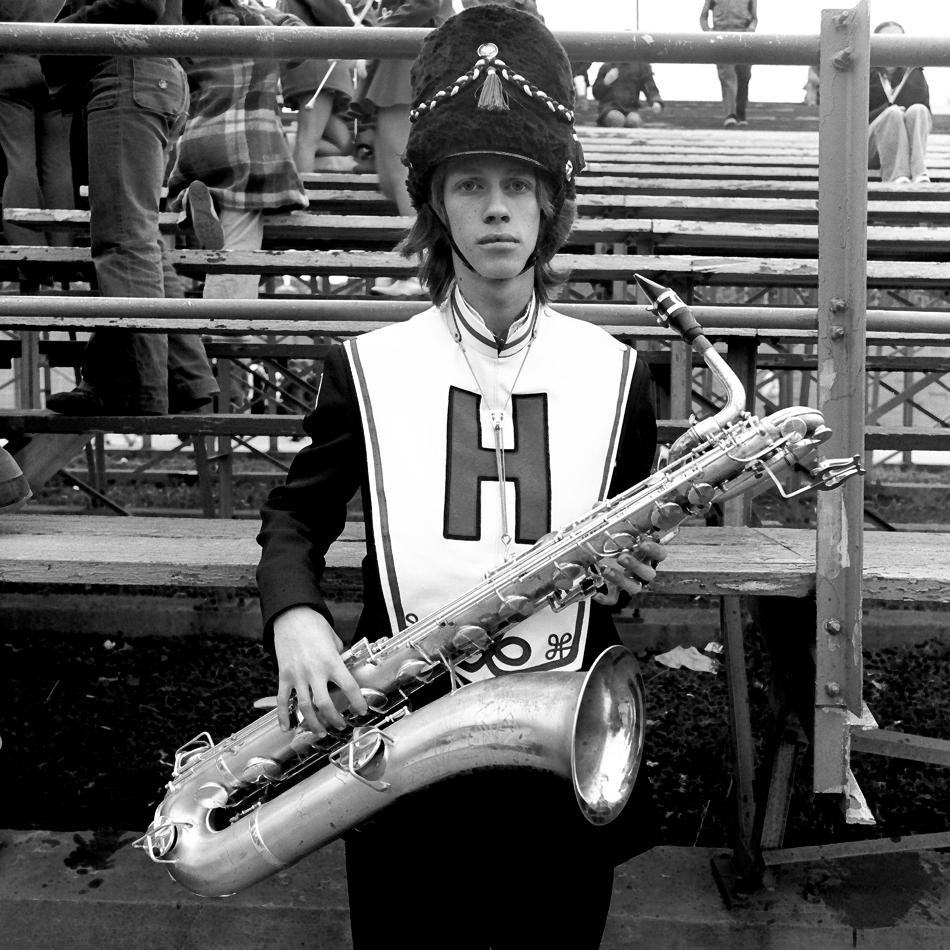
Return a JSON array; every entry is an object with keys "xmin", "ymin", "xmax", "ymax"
[
  {"xmin": 607, "ymin": 351, "xmax": 659, "ymax": 497},
  {"xmin": 256, "ymin": 344, "xmax": 367, "ymax": 649}
]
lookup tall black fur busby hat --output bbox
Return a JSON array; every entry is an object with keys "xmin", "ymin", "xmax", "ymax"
[{"xmin": 404, "ymin": 4, "xmax": 585, "ymax": 213}]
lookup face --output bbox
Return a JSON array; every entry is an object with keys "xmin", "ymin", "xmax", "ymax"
[{"xmin": 440, "ymin": 154, "xmax": 541, "ymax": 283}]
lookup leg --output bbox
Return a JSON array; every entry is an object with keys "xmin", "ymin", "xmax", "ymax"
[
  {"xmin": 161, "ymin": 234, "xmax": 217, "ymax": 410},
  {"xmin": 374, "ymin": 104, "xmax": 413, "ymax": 216},
  {"xmin": 735, "ymin": 64, "xmax": 752, "ymax": 122},
  {"xmin": 868, "ymin": 105, "xmax": 910, "ymax": 182},
  {"xmin": 903, "ymin": 102, "xmax": 933, "ymax": 181},
  {"xmin": 319, "ymin": 113, "xmax": 352, "ymax": 155},
  {"xmin": 625, "ymin": 109, "xmax": 643, "ymax": 127},
  {"xmin": 201, "ymin": 207, "xmax": 265, "ymax": 300},
  {"xmin": 81, "ymin": 57, "xmax": 188, "ymax": 411},
  {"xmin": 0, "ymin": 89, "xmax": 44, "ymax": 246},
  {"xmin": 36, "ymin": 99, "xmax": 75, "ymax": 247},
  {"xmin": 600, "ymin": 108, "xmax": 626, "ymax": 127},
  {"xmin": 291, "ymin": 93, "xmax": 334, "ymax": 175},
  {"xmin": 716, "ymin": 63, "xmax": 738, "ymax": 121}
]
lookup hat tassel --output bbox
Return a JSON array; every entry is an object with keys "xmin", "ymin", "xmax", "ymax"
[{"xmin": 477, "ymin": 68, "xmax": 508, "ymax": 112}]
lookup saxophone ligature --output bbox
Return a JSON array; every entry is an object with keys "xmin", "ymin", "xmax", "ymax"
[{"xmin": 135, "ymin": 277, "xmax": 863, "ymax": 897}]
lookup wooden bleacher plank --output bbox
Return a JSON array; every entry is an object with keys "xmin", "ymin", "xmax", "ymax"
[
  {"xmin": 8, "ymin": 210, "xmax": 949, "ymax": 261},
  {"xmin": 1, "ymin": 410, "xmax": 945, "ymax": 454},
  {"xmin": 4, "ymin": 246, "xmax": 950, "ymax": 290},
  {"xmin": 1, "ymin": 515, "xmax": 947, "ymax": 604},
  {"xmin": 0, "ymin": 410, "xmax": 304, "ymax": 438}
]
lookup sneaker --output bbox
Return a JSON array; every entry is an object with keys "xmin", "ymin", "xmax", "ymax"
[
  {"xmin": 180, "ymin": 181, "xmax": 224, "ymax": 250},
  {"xmin": 888, "ymin": 176, "xmax": 912, "ymax": 185},
  {"xmin": 723, "ymin": 115, "xmax": 738, "ymax": 128},
  {"xmin": 737, "ymin": 118, "xmax": 748, "ymax": 127},
  {"xmin": 370, "ymin": 277, "xmax": 395, "ymax": 295},
  {"xmin": 371, "ymin": 277, "xmax": 424, "ymax": 298},
  {"xmin": 913, "ymin": 173, "xmax": 931, "ymax": 184}
]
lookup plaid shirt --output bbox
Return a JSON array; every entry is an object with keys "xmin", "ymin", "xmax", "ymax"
[{"xmin": 167, "ymin": 1, "xmax": 308, "ymax": 213}]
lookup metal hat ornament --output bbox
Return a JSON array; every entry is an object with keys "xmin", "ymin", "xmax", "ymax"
[{"xmin": 404, "ymin": 4, "xmax": 585, "ymax": 212}]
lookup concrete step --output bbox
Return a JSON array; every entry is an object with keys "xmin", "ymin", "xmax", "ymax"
[{"xmin": 3, "ymin": 829, "xmax": 949, "ymax": 949}]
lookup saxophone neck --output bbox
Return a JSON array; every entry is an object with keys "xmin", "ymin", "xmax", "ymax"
[{"xmin": 634, "ymin": 274, "xmax": 746, "ymax": 458}]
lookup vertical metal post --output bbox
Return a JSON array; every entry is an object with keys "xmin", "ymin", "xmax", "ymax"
[
  {"xmin": 720, "ymin": 336, "xmax": 759, "ymax": 886},
  {"xmin": 15, "ymin": 331, "xmax": 41, "ymax": 409},
  {"xmin": 814, "ymin": 1, "xmax": 869, "ymax": 793}
]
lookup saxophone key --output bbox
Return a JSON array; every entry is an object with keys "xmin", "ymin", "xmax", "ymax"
[
  {"xmin": 195, "ymin": 782, "xmax": 229, "ymax": 810},
  {"xmin": 600, "ymin": 531, "xmax": 637, "ymax": 556},
  {"xmin": 497, "ymin": 593, "xmax": 534, "ymax": 619},
  {"xmin": 240, "ymin": 756, "xmax": 282, "ymax": 784},
  {"xmin": 450, "ymin": 624, "xmax": 491, "ymax": 653},
  {"xmin": 686, "ymin": 482, "xmax": 715, "ymax": 512},
  {"xmin": 395, "ymin": 658, "xmax": 433, "ymax": 686},
  {"xmin": 650, "ymin": 501, "xmax": 683, "ymax": 532},
  {"xmin": 359, "ymin": 687, "xmax": 389, "ymax": 713},
  {"xmin": 553, "ymin": 560, "xmax": 587, "ymax": 591}
]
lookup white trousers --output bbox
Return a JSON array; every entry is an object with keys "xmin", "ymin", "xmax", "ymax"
[
  {"xmin": 202, "ymin": 206, "xmax": 264, "ymax": 300},
  {"xmin": 868, "ymin": 103, "xmax": 932, "ymax": 182}
]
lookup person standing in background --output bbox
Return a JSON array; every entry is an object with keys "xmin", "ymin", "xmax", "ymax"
[
  {"xmin": 868, "ymin": 20, "xmax": 932, "ymax": 185},
  {"xmin": 0, "ymin": 0, "xmax": 74, "ymax": 264},
  {"xmin": 699, "ymin": 0, "xmax": 757, "ymax": 128},
  {"xmin": 42, "ymin": 0, "xmax": 218, "ymax": 416}
]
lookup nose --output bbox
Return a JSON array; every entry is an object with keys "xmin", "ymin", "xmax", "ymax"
[{"xmin": 483, "ymin": 183, "xmax": 511, "ymax": 223}]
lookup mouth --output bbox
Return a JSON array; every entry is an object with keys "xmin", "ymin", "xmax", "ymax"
[{"xmin": 477, "ymin": 235, "xmax": 520, "ymax": 246}]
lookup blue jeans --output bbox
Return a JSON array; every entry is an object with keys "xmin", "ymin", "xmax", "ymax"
[
  {"xmin": 0, "ymin": 81, "xmax": 73, "ymax": 247},
  {"xmin": 78, "ymin": 55, "xmax": 216, "ymax": 412}
]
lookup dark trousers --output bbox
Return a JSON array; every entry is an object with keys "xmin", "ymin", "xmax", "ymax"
[{"xmin": 344, "ymin": 769, "xmax": 656, "ymax": 949}]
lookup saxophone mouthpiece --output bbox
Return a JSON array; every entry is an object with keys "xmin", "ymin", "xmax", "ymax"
[
  {"xmin": 633, "ymin": 274, "xmax": 704, "ymax": 346},
  {"xmin": 633, "ymin": 274, "xmax": 686, "ymax": 321}
]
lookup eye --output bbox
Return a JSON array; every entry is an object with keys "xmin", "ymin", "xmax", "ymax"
[
  {"xmin": 507, "ymin": 178, "xmax": 534, "ymax": 194},
  {"xmin": 451, "ymin": 178, "xmax": 481, "ymax": 193}
]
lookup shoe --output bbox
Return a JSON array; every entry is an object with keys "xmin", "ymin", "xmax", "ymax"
[
  {"xmin": 180, "ymin": 181, "xmax": 224, "ymax": 250},
  {"xmin": 370, "ymin": 277, "xmax": 424, "ymax": 298},
  {"xmin": 724, "ymin": 115, "xmax": 738, "ymax": 128},
  {"xmin": 913, "ymin": 173, "xmax": 931, "ymax": 184},
  {"xmin": 370, "ymin": 277, "xmax": 395, "ymax": 295},
  {"xmin": 168, "ymin": 393, "xmax": 215, "ymax": 414},
  {"xmin": 737, "ymin": 118, "xmax": 748, "ymax": 127},
  {"xmin": 46, "ymin": 388, "xmax": 162, "ymax": 416},
  {"xmin": 887, "ymin": 176, "xmax": 912, "ymax": 185}
]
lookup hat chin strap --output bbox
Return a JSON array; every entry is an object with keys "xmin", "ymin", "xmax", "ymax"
[{"xmin": 427, "ymin": 201, "xmax": 539, "ymax": 276}]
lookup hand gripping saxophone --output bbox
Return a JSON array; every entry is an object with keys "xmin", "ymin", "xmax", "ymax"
[{"xmin": 135, "ymin": 276, "xmax": 863, "ymax": 897}]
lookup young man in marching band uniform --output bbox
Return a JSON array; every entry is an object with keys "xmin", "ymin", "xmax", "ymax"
[{"xmin": 257, "ymin": 6, "xmax": 664, "ymax": 945}]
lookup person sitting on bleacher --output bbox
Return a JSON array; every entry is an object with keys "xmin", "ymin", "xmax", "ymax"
[
  {"xmin": 41, "ymin": 0, "xmax": 218, "ymax": 417},
  {"xmin": 592, "ymin": 61, "xmax": 664, "ymax": 128},
  {"xmin": 868, "ymin": 20, "xmax": 932, "ymax": 186},
  {"xmin": 256, "ymin": 7, "xmax": 664, "ymax": 947}
]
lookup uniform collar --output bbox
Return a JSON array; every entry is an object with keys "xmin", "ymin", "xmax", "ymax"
[{"xmin": 446, "ymin": 284, "xmax": 539, "ymax": 359}]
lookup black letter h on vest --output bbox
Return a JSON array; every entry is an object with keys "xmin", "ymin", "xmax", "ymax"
[{"xmin": 444, "ymin": 387, "xmax": 551, "ymax": 543}]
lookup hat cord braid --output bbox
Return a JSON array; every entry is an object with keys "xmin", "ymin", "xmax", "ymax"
[{"xmin": 410, "ymin": 56, "xmax": 575, "ymax": 124}]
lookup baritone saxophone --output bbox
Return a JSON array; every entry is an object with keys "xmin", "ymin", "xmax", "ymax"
[{"xmin": 135, "ymin": 275, "xmax": 863, "ymax": 897}]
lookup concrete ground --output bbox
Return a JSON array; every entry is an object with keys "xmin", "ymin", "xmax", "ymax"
[{"xmin": 2, "ymin": 829, "xmax": 948, "ymax": 949}]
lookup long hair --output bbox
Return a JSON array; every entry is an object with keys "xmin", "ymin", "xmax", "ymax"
[{"xmin": 397, "ymin": 165, "xmax": 576, "ymax": 307}]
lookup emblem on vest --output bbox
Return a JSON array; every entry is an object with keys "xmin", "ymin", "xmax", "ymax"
[{"xmin": 443, "ymin": 387, "xmax": 551, "ymax": 543}]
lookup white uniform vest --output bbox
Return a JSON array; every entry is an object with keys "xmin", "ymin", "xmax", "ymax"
[{"xmin": 344, "ymin": 297, "xmax": 634, "ymax": 681}]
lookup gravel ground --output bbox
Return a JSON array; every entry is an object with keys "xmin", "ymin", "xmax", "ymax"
[{"xmin": 4, "ymin": 627, "xmax": 948, "ymax": 849}]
